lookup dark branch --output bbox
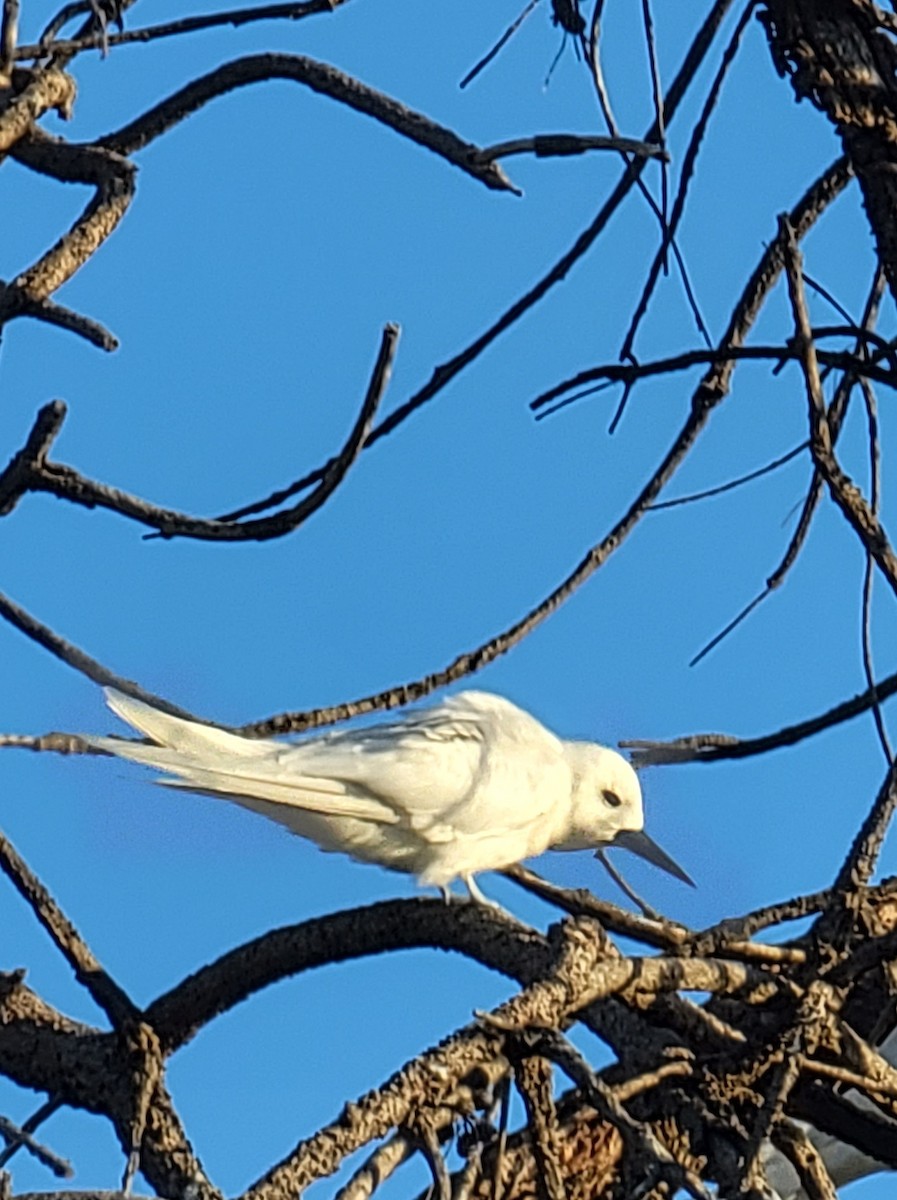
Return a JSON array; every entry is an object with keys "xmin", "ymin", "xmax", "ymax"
[
  {"xmin": 98, "ymin": 54, "xmax": 517, "ymax": 193},
  {"xmin": 17, "ymin": 1, "xmax": 349, "ymax": 60}
]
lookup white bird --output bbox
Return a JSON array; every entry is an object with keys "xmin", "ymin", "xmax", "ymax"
[{"xmin": 88, "ymin": 688, "xmax": 691, "ymax": 901}]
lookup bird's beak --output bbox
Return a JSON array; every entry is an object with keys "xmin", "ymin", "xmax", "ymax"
[{"xmin": 604, "ymin": 829, "xmax": 695, "ymax": 887}]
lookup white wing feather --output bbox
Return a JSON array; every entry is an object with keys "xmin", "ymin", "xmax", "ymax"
[{"xmin": 96, "ymin": 691, "xmax": 398, "ymax": 823}]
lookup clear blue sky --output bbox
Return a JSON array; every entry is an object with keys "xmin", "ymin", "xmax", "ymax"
[{"xmin": 1, "ymin": 1, "xmax": 895, "ymax": 1196}]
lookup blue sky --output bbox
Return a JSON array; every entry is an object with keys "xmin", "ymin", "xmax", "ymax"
[{"xmin": 1, "ymin": 1, "xmax": 896, "ymax": 1196}]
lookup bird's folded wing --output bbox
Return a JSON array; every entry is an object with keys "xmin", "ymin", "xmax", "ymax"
[
  {"xmin": 98, "ymin": 689, "xmax": 492, "ymax": 828},
  {"xmin": 91, "ymin": 734, "xmax": 401, "ymax": 824},
  {"xmin": 157, "ymin": 764, "xmax": 401, "ymax": 823},
  {"xmin": 94, "ymin": 691, "xmax": 401, "ymax": 824},
  {"xmin": 278, "ymin": 718, "xmax": 485, "ymax": 820}
]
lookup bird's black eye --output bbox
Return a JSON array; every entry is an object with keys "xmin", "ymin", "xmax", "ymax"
[{"xmin": 602, "ymin": 789, "xmax": 622, "ymax": 808}]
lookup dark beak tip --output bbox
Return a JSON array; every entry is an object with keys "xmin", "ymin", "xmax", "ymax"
[{"xmin": 607, "ymin": 829, "xmax": 695, "ymax": 888}]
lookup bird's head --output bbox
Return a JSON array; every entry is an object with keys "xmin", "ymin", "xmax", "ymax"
[{"xmin": 560, "ymin": 741, "xmax": 693, "ymax": 886}]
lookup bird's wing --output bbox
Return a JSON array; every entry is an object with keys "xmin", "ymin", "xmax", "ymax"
[
  {"xmin": 95, "ymin": 690, "xmax": 400, "ymax": 824},
  {"xmin": 284, "ymin": 691, "xmax": 564, "ymax": 838},
  {"xmin": 275, "ymin": 698, "xmax": 490, "ymax": 827}
]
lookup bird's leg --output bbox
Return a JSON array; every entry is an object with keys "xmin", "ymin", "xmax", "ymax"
[
  {"xmin": 432, "ymin": 884, "xmax": 472, "ymax": 905},
  {"xmin": 463, "ymin": 874, "xmax": 488, "ymax": 903},
  {"xmin": 462, "ymin": 874, "xmax": 505, "ymax": 909}
]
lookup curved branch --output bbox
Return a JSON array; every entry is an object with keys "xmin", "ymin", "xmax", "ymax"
[
  {"xmin": 6, "ymin": 129, "xmax": 135, "ymax": 307},
  {"xmin": 688, "ymin": 266, "xmax": 887, "ymax": 666},
  {"xmin": 147, "ymin": 900, "xmax": 552, "ymax": 1053},
  {"xmin": 97, "ymin": 53, "xmax": 517, "ymax": 193},
  {"xmin": 0, "ymin": 75, "xmax": 130, "ymax": 337},
  {"xmin": 145, "ymin": 323, "xmax": 397, "ymax": 540},
  {"xmin": 784, "ymin": 223, "xmax": 897, "ymax": 599},
  {"xmin": 1, "ymin": 326, "xmax": 397, "ymax": 542}
]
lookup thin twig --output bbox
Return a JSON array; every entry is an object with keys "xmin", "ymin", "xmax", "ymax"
[
  {"xmin": 648, "ymin": 441, "xmax": 807, "ymax": 510},
  {"xmin": 615, "ymin": 0, "xmax": 754, "ymax": 411},
  {"xmin": 596, "ymin": 849, "xmax": 662, "ymax": 920},
  {"xmin": 0, "ymin": 1097, "xmax": 63, "ymax": 1170},
  {"xmin": 0, "ymin": 731, "xmax": 99, "ymax": 754},
  {"xmin": 502, "ymin": 864, "xmax": 689, "ymax": 950},
  {"xmin": 783, "ymin": 220, "xmax": 897, "ymax": 598},
  {"xmin": 0, "ymin": 1111, "xmax": 70, "ymax": 1178},
  {"xmin": 459, "ymin": 0, "xmax": 541, "ymax": 90},
  {"xmin": 531, "ymin": 341, "xmax": 893, "ymax": 418},
  {"xmin": 18, "ymin": 0, "xmax": 348, "ymax": 60},
  {"xmin": 585, "ymin": 0, "xmax": 712, "ymax": 360},
  {"xmin": 624, "ymin": 666, "xmax": 897, "ymax": 766},
  {"xmin": 479, "ymin": 133, "xmax": 665, "ymax": 162},
  {"xmin": 686, "ymin": 268, "xmax": 887, "ymax": 665},
  {"xmin": 639, "ymin": 0, "xmax": 667, "ymax": 236},
  {"xmin": 857, "ymin": 378, "xmax": 892, "ymax": 763},
  {"xmin": 138, "ymin": 324, "xmax": 396, "ymax": 541}
]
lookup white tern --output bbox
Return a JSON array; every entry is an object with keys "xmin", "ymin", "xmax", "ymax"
[{"xmin": 89, "ymin": 688, "xmax": 692, "ymax": 900}]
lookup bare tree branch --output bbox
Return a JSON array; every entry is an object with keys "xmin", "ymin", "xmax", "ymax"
[
  {"xmin": 16, "ymin": 1, "xmax": 350, "ymax": 60},
  {"xmin": 97, "ymin": 54, "xmax": 518, "ymax": 193}
]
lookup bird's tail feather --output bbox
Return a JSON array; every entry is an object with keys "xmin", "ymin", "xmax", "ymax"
[
  {"xmin": 104, "ymin": 688, "xmax": 262, "ymax": 758},
  {"xmin": 92, "ymin": 688, "xmax": 397, "ymax": 824}
]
